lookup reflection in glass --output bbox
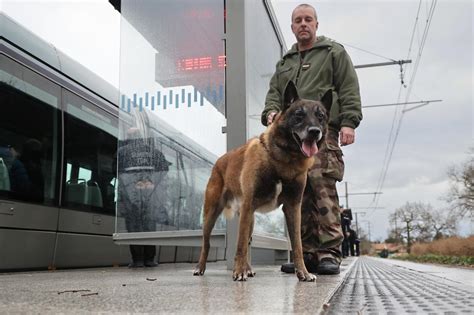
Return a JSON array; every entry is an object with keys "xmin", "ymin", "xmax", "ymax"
[
  {"xmin": 115, "ymin": 111, "xmax": 225, "ymax": 233},
  {"xmin": 246, "ymin": 1, "xmax": 286, "ymax": 238},
  {"xmin": 118, "ymin": 0, "xmax": 226, "ymax": 234}
]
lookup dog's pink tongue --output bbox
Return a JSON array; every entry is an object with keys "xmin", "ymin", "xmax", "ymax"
[{"xmin": 302, "ymin": 140, "xmax": 318, "ymax": 157}]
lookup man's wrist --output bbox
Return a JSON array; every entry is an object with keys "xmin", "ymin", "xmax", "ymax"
[{"xmin": 267, "ymin": 111, "xmax": 277, "ymax": 125}]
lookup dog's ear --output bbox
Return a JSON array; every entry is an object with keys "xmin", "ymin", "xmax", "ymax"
[
  {"xmin": 321, "ymin": 89, "xmax": 333, "ymax": 113},
  {"xmin": 283, "ymin": 80, "xmax": 299, "ymax": 112}
]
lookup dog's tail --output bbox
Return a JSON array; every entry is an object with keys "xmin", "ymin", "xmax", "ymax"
[{"xmin": 202, "ymin": 166, "xmax": 226, "ymax": 224}]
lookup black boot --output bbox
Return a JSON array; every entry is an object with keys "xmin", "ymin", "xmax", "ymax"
[
  {"xmin": 317, "ymin": 257, "xmax": 340, "ymax": 275},
  {"xmin": 280, "ymin": 262, "xmax": 295, "ymax": 273},
  {"xmin": 280, "ymin": 253, "xmax": 318, "ymax": 273},
  {"xmin": 144, "ymin": 245, "xmax": 158, "ymax": 267},
  {"xmin": 128, "ymin": 245, "xmax": 145, "ymax": 268}
]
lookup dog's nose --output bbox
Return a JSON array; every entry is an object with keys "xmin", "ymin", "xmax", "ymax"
[{"xmin": 307, "ymin": 127, "xmax": 321, "ymax": 139}]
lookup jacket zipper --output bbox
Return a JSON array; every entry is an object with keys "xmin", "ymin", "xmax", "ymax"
[{"xmin": 295, "ymin": 52, "xmax": 304, "ymax": 87}]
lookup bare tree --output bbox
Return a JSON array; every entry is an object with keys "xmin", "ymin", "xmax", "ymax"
[
  {"xmin": 419, "ymin": 206, "xmax": 458, "ymax": 240},
  {"xmin": 390, "ymin": 202, "xmax": 425, "ymax": 253},
  {"xmin": 386, "ymin": 217, "xmax": 404, "ymax": 244},
  {"xmin": 446, "ymin": 148, "xmax": 474, "ymax": 218},
  {"xmin": 390, "ymin": 202, "xmax": 460, "ymax": 252}
]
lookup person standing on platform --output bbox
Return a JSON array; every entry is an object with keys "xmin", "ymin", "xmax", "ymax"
[{"xmin": 262, "ymin": 3, "xmax": 362, "ymax": 275}]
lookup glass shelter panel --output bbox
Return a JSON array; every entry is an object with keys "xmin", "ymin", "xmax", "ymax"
[
  {"xmin": 117, "ymin": 0, "xmax": 226, "ymax": 234},
  {"xmin": 246, "ymin": 1, "xmax": 286, "ymax": 238}
]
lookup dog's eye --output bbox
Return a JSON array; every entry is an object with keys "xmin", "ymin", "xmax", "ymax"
[
  {"xmin": 316, "ymin": 111, "xmax": 325, "ymax": 120},
  {"xmin": 294, "ymin": 110, "xmax": 305, "ymax": 122},
  {"xmin": 295, "ymin": 109, "xmax": 305, "ymax": 116}
]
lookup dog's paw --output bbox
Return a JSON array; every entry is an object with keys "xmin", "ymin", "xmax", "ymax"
[
  {"xmin": 193, "ymin": 264, "xmax": 206, "ymax": 276},
  {"xmin": 232, "ymin": 265, "xmax": 255, "ymax": 281},
  {"xmin": 233, "ymin": 271, "xmax": 248, "ymax": 281},
  {"xmin": 296, "ymin": 270, "xmax": 316, "ymax": 282},
  {"xmin": 246, "ymin": 262, "xmax": 256, "ymax": 277}
]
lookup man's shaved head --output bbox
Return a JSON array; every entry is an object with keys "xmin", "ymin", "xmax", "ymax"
[{"xmin": 291, "ymin": 3, "xmax": 317, "ymax": 22}]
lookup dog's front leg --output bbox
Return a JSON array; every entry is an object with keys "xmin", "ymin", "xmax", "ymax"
[
  {"xmin": 283, "ymin": 201, "xmax": 316, "ymax": 282},
  {"xmin": 233, "ymin": 201, "xmax": 255, "ymax": 281}
]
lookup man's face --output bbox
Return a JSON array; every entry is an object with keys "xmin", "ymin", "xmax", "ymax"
[{"xmin": 291, "ymin": 6, "xmax": 318, "ymax": 45}]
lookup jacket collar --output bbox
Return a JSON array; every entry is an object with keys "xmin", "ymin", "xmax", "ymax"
[{"xmin": 283, "ymin": 36, "xmax": 333, "ymax": 59}]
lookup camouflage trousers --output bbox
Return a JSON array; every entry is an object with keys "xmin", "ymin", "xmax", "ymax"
[{"xmin": 301, "ymin": 130, "xmax": 344, "ymax": 263}]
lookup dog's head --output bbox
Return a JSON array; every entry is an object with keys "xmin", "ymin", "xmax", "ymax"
[{"xmin": 276, "ymin": 80, "xmax": 332, "ymax": 158}]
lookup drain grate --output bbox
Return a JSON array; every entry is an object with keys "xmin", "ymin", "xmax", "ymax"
[{"xmin": 326, "ymin": 257, "xmax": 474, "ymax": 314}]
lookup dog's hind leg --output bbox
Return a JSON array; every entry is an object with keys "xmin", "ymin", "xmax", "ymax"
[{"xmin": 193, "ymin": 170, "xmax": 225, "ymax": 276}]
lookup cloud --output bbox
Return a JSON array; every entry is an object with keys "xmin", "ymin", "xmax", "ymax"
[{"xmin": 273, "ymin": 0, "xmax": 473, "ymax": 240}]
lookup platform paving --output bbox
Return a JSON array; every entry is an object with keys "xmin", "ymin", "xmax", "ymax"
[
  {"xmin": 0, "ymin": 257, "xmax": 357, "ymax": 314},
  {"xmin": 325, "ymin": 256, "xmax": 474, "ymax": 315}
]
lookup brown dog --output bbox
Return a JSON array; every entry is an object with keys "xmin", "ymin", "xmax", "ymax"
[{"xmin": 193, "ymin": 81, "xmax": 332, "ymax": 281}]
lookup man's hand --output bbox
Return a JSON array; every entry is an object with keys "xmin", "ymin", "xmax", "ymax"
[
  {"xmin": 267, "ymin": 111, "xmax": 278, "ymax": 125},
  {"xmin": 339, "ymin": 127, "xmax": 355, "ymax": 146}
]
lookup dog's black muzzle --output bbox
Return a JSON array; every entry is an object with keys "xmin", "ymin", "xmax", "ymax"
[{"xmin": 306, "ymin": 127, "xmax": 322, "ymax": 142}]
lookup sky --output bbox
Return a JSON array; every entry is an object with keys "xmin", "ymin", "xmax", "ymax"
[
  {"xmin": 271, "ymin": 0, "xmax": 473, "ymax": 240},
  {"xmin": 1, "ymin": 0, "xmax": 472, "ymax": 241}
]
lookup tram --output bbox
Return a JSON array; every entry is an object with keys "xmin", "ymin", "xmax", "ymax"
[{"xmin": 0, "ymin": 13, "xmax": 217, "ymax": 270}]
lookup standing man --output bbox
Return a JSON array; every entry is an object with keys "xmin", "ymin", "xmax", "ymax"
[
  {"xmin": 262, "ymin": 3, "xmax": 362, "ymax": 275},
  {"xmin": 348, "ymin": 228, "xmax": 360, "ymax": 256},
  {"xmin": 341, "ymin": 214, "xmax": 351, "ymax": 258}
]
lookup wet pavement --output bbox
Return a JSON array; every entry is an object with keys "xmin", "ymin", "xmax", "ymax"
[
  {"xmin": 0, "ymin": 257, "xmax": 357, "ymax": 314},
  {"xmin": 2, "ymin": 256, "xmax": 472, "ymax": 314},
  {"xmin": 325, "ymin": 256, "xmax": 474, "ymax": 315}
]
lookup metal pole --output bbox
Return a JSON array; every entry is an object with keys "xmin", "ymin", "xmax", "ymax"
[
  {"xmin": 355, "ymin": 212, "xmax": 359, "ymax": 236},
  {"xmin": 363, "ymin": 99, "xmax": 442, "ymax": 109},
  {"xmin": 368, "ymin": 222, "xmax": 371, "ymax": 242},
  {"xmin": 225, "ymin": 0, "xmax": 247, "ymax": 271},
  {"xmin": 354, "ymin": 59, "xmax": 412, "ymax": 69},
  {"xmin": 339, "ymin": 192, "xmax": 383, "ymax": 198},
  {"xmin": 345, "ymin": 182, "xmax": 349, "ymax": 209}
]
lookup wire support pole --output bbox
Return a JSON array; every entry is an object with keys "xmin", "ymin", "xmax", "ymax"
[
  {"xmin": 362, "ymin": 99, "xmax": 442, "ymax": 109},
  {"xmin": 340, "ymin": 192, "xmax": 383, "ymax": 198},
  {"xmin": 354, "ymin": 60, "xmax": 412, "ymax": 69}
]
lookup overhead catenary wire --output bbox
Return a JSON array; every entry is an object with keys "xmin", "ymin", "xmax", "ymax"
[
  {"xmin": 370, "ymin": 0, "xmax": 423, "ymax": 211},
  {"xmin": 372, "ymin": 0, "xmax": 422, "ymax": 206},
  {"xmin": 370, "ymin": 0, "xmax": 437, "ymax": 216},
  {"xmin": 339, "ymin": 42, "xmax": 397, "ymax": 62},
  {"xmin": 373, "ymin": 0, "xmax": 437, "ymax": 211}
]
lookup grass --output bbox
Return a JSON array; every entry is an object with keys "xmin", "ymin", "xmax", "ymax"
[
  {"xmin": 393, "ymin": 253, "xmax": 474, "ymax": 267},
  {"xmin": 392, "ymin": 236, "xmax": 474, "ymax": 267}
]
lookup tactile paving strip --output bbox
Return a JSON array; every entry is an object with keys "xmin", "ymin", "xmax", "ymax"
[{"xmin": 326, "ymin": 257, "xmax": 474, "ymax": 315}]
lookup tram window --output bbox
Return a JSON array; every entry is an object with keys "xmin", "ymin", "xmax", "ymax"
[
  {"xmin": 0, "ymin": 55, "xmax": 60, "ymax": 205},
  {"xmin": 159, "ymin": 143, "xmax": 180, "ymax": 230},
  {"xmin": 62, "ymin": 90, "xmax": 118, "ymax": 214},
  {"xmin": 178, "ymin": 153, "xmax": 197, "ymax": 230}
]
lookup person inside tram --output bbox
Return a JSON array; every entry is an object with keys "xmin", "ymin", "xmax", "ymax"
[
  {"xmin": 117, "ymin": 126, "xmax": 170, "ymax": 268},
  {"xmin": 0, "ymin": 142, "xmax": 43, "ymax": 201},
  {"xmin": 0, "ymin": 144, "xmax": 14, "ymax": 191},
  {"xmin": 18, "ymin": 138, "xmax": 45, "ymax": 202}
]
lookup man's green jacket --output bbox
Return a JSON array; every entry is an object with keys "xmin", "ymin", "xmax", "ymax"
[{"xmin": 261, "ymin": 36, "xmax": 362, "ymax": 132}]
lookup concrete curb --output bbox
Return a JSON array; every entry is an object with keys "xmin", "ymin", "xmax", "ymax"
[{"xmin": 317, "ymin": 256, "xmax": 359, "ymax": 315}]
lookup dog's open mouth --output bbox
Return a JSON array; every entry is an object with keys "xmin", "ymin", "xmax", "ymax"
[{"xmin": 293, "ymin": 133, "xmax": 318, "ymax": 157}]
